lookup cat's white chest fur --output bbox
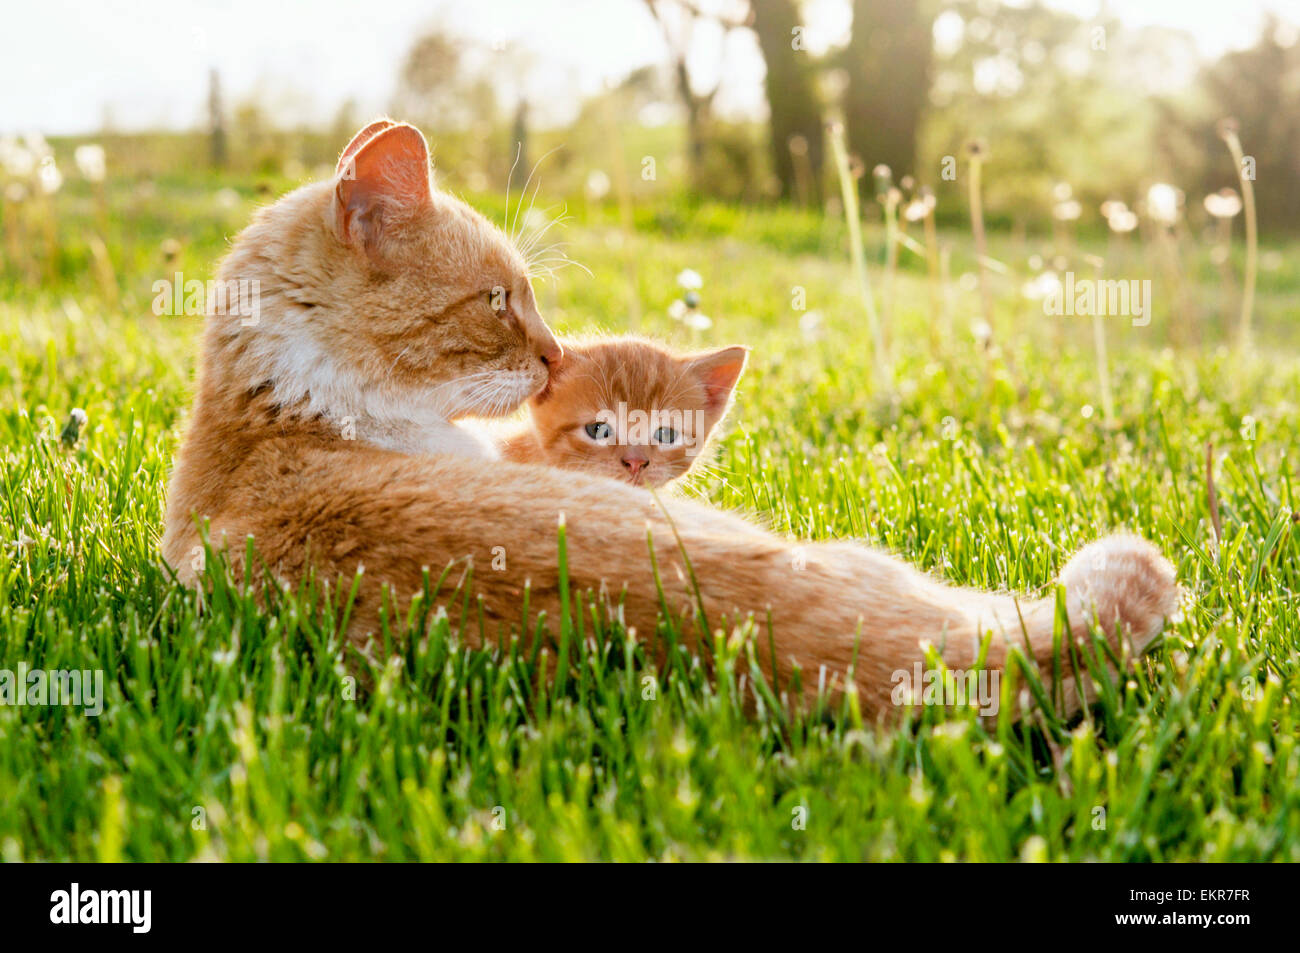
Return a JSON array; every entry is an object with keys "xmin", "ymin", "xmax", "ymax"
[{"xmin": 224, "ymin": 321, "xmax": 503, "ymax": 461}]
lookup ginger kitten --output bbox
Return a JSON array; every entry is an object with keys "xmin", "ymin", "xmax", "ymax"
[
  {"xmin": 162, "ymin": 119, "xmax": 1179, "ymax": 721},
  {"xmin": 499, "ymin": 337, "xmax": 746, "ymax": 487}
]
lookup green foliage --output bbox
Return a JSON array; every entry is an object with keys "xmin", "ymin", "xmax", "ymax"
[{"xmin": 0, "ymin": 168, "xmax": 1298, "ymax": 861}]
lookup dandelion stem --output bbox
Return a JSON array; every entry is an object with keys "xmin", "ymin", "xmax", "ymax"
[
  {"xmin": 1222, "ymin": 129, "xmax": 1257, "ymax": 352},
  {"xmin": 1093, "ymin": 261, "xmax": 1114, "ymax": 422},
  {"xmin": 882, "ymin": 189, "xmax": 898, "ymax": 355},
  {"xmin": 923, "ymin": 208, "xmax": 942, "ymax": 349},
  {"xmin": 967, "ymin": 153, "xmax": 994, "ymax": 334},
  {"xmin": 827, "ymin": 122, "xmax": 888, "ymax": 382}
]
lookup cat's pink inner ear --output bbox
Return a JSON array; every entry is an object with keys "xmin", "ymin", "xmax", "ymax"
[
  {"xmin": 336, "ymin": 119, "xmax": 396, "ymax": 176},
  {"xmin": 335, "ymin": 123, "xmax": 433, "ymax": 248},
  {"xmin": 689, "ymin": 346, "xmax": 749, "ymax": 414}
]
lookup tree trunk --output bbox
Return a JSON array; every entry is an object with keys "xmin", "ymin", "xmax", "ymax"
[
  {"xmin": 750, "ymin": 0, "xmax": 824, "ymax": 203},
  {"xmin": 844, "ymin": 0, "xmax": 933, "ymax": 192}
]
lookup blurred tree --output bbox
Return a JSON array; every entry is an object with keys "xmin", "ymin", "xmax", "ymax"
[
  {"xmin": 1166, "ymin": 16, "xmax": 1300, "ymax": 233},
  {"xmin": 391, "ymin": 26, "xmax": 506, "ymax": 187},
  {"xmin": 642, "ymin": 0, "xmax": 749, "ymax": 191},
  {"xmin": 843, "ymin": 0, "xmax": 934, "ymax": 188},
  {"xmin": 919, "ymin": 0, "xmax": 1141, "ymax": 229},
  {"xmin": 330, "ymin": 99, "xmax": 362, "ymax": 149},
  {"xmin": 512, "ymin": 99, "xmax": 530, "ymax": 183},
  {"xmin": 749, "ymin": 0, "xmax": 824, "ymax": 203},
  {"xmin": 394, "ymin": 29, "xmax": 498, "ymax": 132},
  {"xmin": 208, "ymin": 69, "xmax": 226, "ymax": 169}
]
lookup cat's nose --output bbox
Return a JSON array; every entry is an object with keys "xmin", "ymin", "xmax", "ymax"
[
  {"xmin": 518, "ymin": 293, "xmax": 562, "ymax": 374},
  {"xmin": 539, "ymin": 340, "xmax": 563, "ymax": 371},
  {"xmin": 622, "ymin": 454, "xmax": 648, "ymax": 478}
]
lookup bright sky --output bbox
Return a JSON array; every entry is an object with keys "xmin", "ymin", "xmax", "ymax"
[{"xmin": 2, "ymin": 0, "xmax": 1292, "ymax": 135}]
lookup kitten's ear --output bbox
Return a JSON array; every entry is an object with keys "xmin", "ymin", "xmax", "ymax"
[
  {"xmin": 336, "ymin": 119, "xmax": 396, "ymax": 175},
  {"xmin": 686, "ymin": 345, "xmax": 748, "ymax": 416},
  {"xmin": 334, "ymin": 122, "xmax": 432, "ymax": 253}
]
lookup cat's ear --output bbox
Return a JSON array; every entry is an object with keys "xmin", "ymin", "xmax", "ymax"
[
  {"xmin": 333, "ymin": 122, "xmax": 433, "ymax": 253},
  {"xmin": 336, "ymin": 119, "xmax": 396, "ymax": 176},
  {"xmin": 685, "ymin": 345, "xmax": 748, "ymax": 416}
]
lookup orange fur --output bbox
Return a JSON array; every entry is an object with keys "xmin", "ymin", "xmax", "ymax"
[
  {"xmin": 499, "ymin": 336, "xmax": 745, "ymax": 486},
  {"xmin": 162, "ymin": 120, "xmax": 1180, "ymax": 721}
]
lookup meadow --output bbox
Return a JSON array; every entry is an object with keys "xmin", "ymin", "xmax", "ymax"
[{"xmin": 1, "ymin": 159, "xmax": 1298, "ymax": 861}]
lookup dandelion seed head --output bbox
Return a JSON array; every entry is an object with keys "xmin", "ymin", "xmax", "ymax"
[
  {"xmin": 1052, "ymin": 199, "xmax": 1082, "ymax": 222},
  {"xmin": 74, "ymin": 144, "xmax": 106, "ymax": 183},
  {"xmin": 1145, "ymin": 183, "xmax": 1183, "ymax": 225},
  {"xmin": 584, "ymin": 169, "xmax": 610, "ymax": 202},
  {"xmin": 37, "ymin": 156, "xmax": 63, "ymax": 195},
  {"xmin": 1203, "ymin": 188, "xmax": 1242, "ymax": 219}
]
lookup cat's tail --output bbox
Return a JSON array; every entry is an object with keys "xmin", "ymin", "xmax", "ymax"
[
  {"xmin": 949, "ymin": 533, "xmax": 1180, "ymax": 718},
  {"xmin": 697, "ymin": 526, "xmax": 1179, "ymax": 720},
  {"xmin": 1055, "ymin": 534, "xmax": 1180, "ymax": 651}
]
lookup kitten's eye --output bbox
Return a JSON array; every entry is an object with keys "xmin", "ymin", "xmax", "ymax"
[
  {"xmin": 486, "ymin": 287, "xmax": 509, "ymax": 314},
  {"xmin": 653, "ymin": 427, "xmax": 679, "ymax": 445},
  {"xmin": 584, "ymin": 421, "xmax": 613, "ymax": 441}
]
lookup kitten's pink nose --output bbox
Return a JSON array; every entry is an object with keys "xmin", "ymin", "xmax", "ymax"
[{"xmin": 622, "ymin": 454, "xmax": 648, "ymax": 478}]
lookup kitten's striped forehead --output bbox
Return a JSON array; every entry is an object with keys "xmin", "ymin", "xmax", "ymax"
[{"xmin": 560, "ymin": 340, "xmax": 698, "ymax": 409}]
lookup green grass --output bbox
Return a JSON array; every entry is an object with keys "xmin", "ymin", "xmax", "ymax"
[{"xmin": 0, "ymin": 172, "xmax": 1298, "ymax": 861}]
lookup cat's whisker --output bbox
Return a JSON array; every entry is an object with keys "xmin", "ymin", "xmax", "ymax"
[
  {"xmin": 509, "ymin": 145, "xmax": 562, "ymax": 242},
  {"xmin": 503, "ymin": 141, "xmax": 523, "ymax": 244},
  {"xmin": 527, "ymin": 255, "xmax": 592, "ymax": 281},
  {"xmin": 518, "ymin": 231, "xmax": 574, "ymax": 262},
  {"xmin": 516, "ymin": 211, "xmax": 569, "ymax": 255}
]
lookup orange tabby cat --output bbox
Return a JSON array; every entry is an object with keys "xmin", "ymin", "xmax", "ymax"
[
  {"xmin": 162, "ymin": 119, "xmax": 1179, "ymax": 720},
  {"xmin": 498, "ymin": 336, "xmax": 746, "ymax": 486}
]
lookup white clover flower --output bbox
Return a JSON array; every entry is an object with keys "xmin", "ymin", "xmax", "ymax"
[
  {"xmin": 667, "ymin": 299, "xmax": 688, "ymax": 321},
  {"xmin": 215, "ymin": 187, "xmax": 240, "ymax": 209},
  {"xmin": 675, "ymin": 268, "xmax": 703, "ymax": 290},
  {"xmin": 682, "ymin": 311, "xmax": 712, "ymax": 331},
  {"xmin": 74, "ymin": 144, "xmax": 107, "ymax": 183}
]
